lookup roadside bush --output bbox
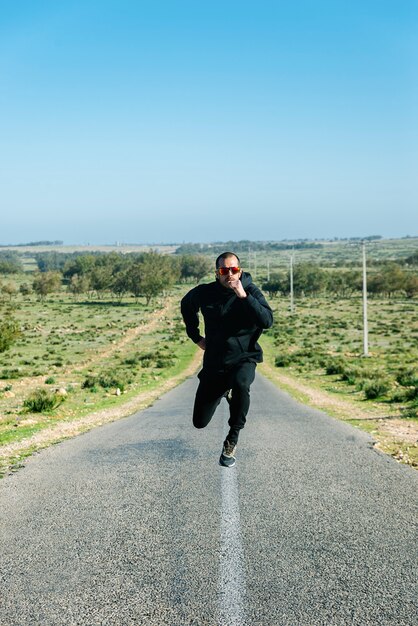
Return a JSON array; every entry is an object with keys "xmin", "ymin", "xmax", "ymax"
[
  {"xmin": 275, "ymin": 353, "xmax": 291, "ymax": 367},
  {"xmin": 325, "ymin": 359, "xmax": 346, "ymax": 376},
  {"xmin": 98, "ymin": 372, "xmax": 127, "ymax": 390},
  {"xmin": 396, "ymin": 367, "xmax": 418, "ymax": 387},
  {"xmin": 155, "ymin": 356, "xmax": 176, "ymax": 368},
  {"xmin": 82, "ymin": 371, "xmax": 128, "ymax": 392},
  {"xmin": 390, "ymin": 386, "xmax": 418, "ymax": 403},
  {"xmin": 23, "ymin": 388, "xmax": 65, "ymax": 412},
  {"xmin": 125, "ymin": 350, "xmax": 175, "ymax": 369},
  {"xmin": 362, "ymin": 378, "xmax": 391, "ymax": 400},
  {"xmin": 340, "ymin": 366, "xmax": 362, "ymax": 385},
  {"xmin": 82, "ymin": 375, "xmax": 98, "ymax": 389}
]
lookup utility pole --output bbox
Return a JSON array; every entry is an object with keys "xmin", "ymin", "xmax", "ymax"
[
  {"xmin": 362, "ymin": 241, "xmax": 369, "ymax": 356},
  {"xmin": 290, "ymin": 253, "xmax": 295, "ymax": 314}
]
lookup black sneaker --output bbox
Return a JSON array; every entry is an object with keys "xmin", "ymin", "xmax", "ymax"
[{"xmin": 219, "ymin": 440, "xmax": 237, "ymax": 467}]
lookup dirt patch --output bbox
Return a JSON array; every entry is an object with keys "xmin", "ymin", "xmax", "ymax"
[{"xmin": 378, "ymin": 419, "xmax": 418, "ymax": 444}]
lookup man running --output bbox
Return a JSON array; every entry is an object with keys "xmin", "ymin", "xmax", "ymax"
[{"xmin": 181, "ymin": 251, "xmax": 273, "ymax": 467}]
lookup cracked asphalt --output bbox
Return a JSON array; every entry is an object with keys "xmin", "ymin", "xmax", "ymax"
[{"xmin": 0, "ymin": 373, "xmax": 416, "ymax": 625}]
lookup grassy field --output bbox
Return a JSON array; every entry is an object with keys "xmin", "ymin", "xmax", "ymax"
[
  {"xmin": 0, "ymin": 237, "xmax": 417, "ymax": 474},
  {"xmin": 259, "ymin": 295, "xmax": 418, "ymax": 467},
  {"xmin": 0, "ymin": 286, "xmax": 198, "ymax": 476}
]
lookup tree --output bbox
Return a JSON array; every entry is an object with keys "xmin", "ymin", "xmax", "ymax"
[
  {"xmin": 380, "ymin": 264, "xmax": 407, "ymax": 297},
  {"xmin": 111, "ymin": 269, "xmax": 131, "ymax": 301},
  {"xmin": 1, "ymin": 282, "xmax": 18, "ymax": 301},
  {"xmin": 32, "ymin": 271, "xmax": 62, "ymax": 300},
  {"xmin": 367, "ymin": 264, "xmax": 406, "ymax": 297},
  {"xmin": 325, "ymin": 271, "xmax": 360, "ymax": 297},
  {"xmin": 125, "ymin": 263, "xmax": 144, "ymax": 300},
  {"xmin": 68, "ymin": 274, "xmax": 90, "ymax": 298},
  {"xmin": 89, "ymin": 266, "xmax": 114, "ymax": 296},
  {"xmin": 0, "ymin": 252, "xmax": 23, "ymax": 274},
  {"xmin": 35, "ymin": 251, "xmax": 67, "ymax": 272},
  {"xmin": 62, "ymin": 254, "xmax": 97, "ymax": 279},
  {"xmin": 179, "ymin": 255, "xmax": 212, "ymax": 283},
  {"xmin": 129, "ymin": 252, "xmax": 179, "ymax": 304},
  {"xmin": 292, "ymin": 263, "xmax": 327, "ymax": 296},
  {"xmin": 261, "ymin": 272, "xmax": 286, "ymax": 297},
  {"xmin": 404, "ymin": 273, "xmax": 418, "ymax": 298}
]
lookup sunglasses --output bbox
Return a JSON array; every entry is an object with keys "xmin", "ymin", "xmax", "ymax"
[{"xmin": 217, "ymin": 266, "xmax": 241, "ymax": 276}]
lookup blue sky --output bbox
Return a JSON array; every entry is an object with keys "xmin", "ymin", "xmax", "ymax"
[{"xmin": 1, "ymin": 0, "xmax": 417, "ymax": 244}]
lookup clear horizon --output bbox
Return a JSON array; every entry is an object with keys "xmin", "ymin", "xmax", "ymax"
[
  {"xmin": 1, "ymin": 234, "xmax": 417, "ymax": 248},
  {"xmin": 1, "ymin": 1, "xmax": 417, "ymax": 245}
]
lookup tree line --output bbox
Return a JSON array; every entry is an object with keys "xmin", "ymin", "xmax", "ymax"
[
  {"xmin": 0, "ymin": 250, "xmax": 417, "ymax": 302},
  {"xmin": 1, "ymin": 252, "xmax": 212, "ymax": 304},
  {"xmin": 261, "ymin": 262, "xmax": 418, "ymax": 298}
]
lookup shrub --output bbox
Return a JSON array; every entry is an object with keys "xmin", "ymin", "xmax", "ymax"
[
  {"xmin": 275, "ymin": 353, "xmax": 291, "ymax": 367},
  {"xmin": 124, "ymin": 355, "xmax": 140, "ymax": 365},
  {"xmin": 390, "ymin": 387, "xmax": 418, "ymax": 402},
  {"xmin": 23, "ymin": 388, "xmax": 65, "ymax": 412},
  {"xmin": 45, "ymin": 376, "xmax": 56, "ymax": 384},
  {"xmin": 0, "ymin": 368, "xmax": 22, "ymax": 379},
  {"xmin": 82, "ymin": 375, "xmax": 98, "ymax": 389},
  {"xmin": 82, "ymin": 371, "xmax": 127, "ymax": 392},
  {"xmin": 155, "ymin": 357, "xmax": 175, "ymax": 368},
  {"xmin": 0, "ymin": 319, "xmax": 21, "ymax": 353},
  {"xmin": 98, "ymin": 372, "xmax": 127, "ymax": 391},
  {"xmin": 325, "ymin": 359, "xmax": 346, "ymax": 375},
  {"xmin": 363, "ymin": 379, "xmax": 391, "ymax": 400},
  {"xmin": 138, "ymin": 352, "xmax": 157, "ymax": 367},
  {"xmin": 340, "ymin": 366, "xmax": 362, "ymax": 385},
  {"xmin": 396, "ymin": 367, "xmax": 418, "ymax": 387}
]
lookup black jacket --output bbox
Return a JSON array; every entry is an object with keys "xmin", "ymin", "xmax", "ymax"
[{"xmin": 180, "ymin": 272, "xmax": 273, "ymax": 372}]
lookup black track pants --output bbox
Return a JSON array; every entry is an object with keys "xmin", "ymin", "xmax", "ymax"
[{"xmin": 192, "ymin": 361, "xmax": 256, "ymax": 439}]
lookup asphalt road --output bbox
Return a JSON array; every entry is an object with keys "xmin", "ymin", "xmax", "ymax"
[{"xmin": 0, "ymin": 374, "xmax": 417, "ymax": 626}]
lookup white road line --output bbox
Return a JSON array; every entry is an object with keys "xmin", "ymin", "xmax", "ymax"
[{"xmin": 218, "ymin": 465, "xmax": 247, "ymax": 626}]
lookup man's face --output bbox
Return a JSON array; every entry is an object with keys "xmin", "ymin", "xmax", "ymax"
[{"xmin": 216, "ymin": 256, "xmax": 242, "ymax": 289}]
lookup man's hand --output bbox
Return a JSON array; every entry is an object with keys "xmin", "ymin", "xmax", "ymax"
[
  {"xmin": 197, "ymin": 338, "xmax": 206, "ymax": 350},
  {"xmin": 229, "ymin": 278, "xmax": 247, "ymax": 299}
]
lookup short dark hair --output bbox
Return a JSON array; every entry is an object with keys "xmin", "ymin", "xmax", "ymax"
[{"xmin": 215, "ymin": 251, "xmax": 241, "ymax": 269}]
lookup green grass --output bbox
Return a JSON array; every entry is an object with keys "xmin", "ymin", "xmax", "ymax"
[
  {"xmin": 0, "ymin": 285, "xmax": 198, "ymax": 459},
  {"xmin": 1, "ymin": 244, "xmax": 416, "ymax": 471},
  {"xmin": 260, "ymin": 293, "xmax": 417, "ymax": 466}
]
